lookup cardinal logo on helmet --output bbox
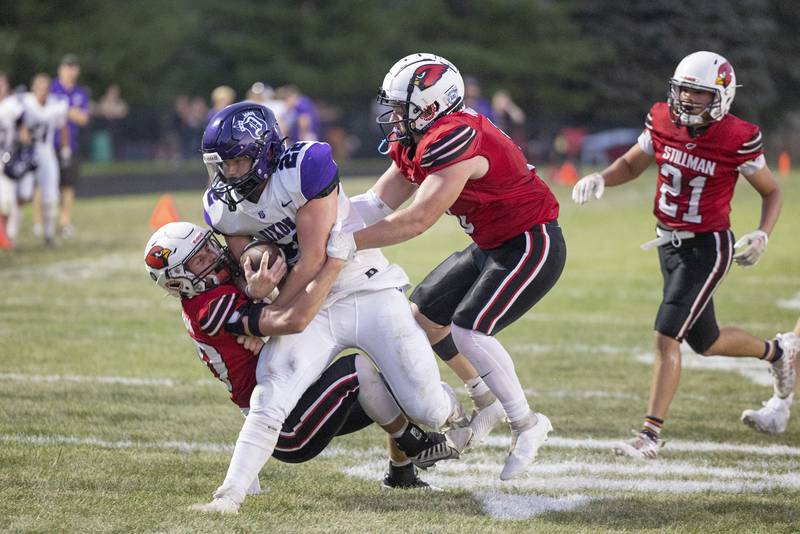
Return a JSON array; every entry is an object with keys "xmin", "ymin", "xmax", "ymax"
[
  {"xmin": 715, "ymin": 63, "xmax": 733, "ymax": 87},
  {"xmin": 234, "ymin": 111, "xmax": 267, "ymax": 138},
  {"xmin": 413, "ymin": 64, "xmax": 449, "ymax": 91},
  {"xmin": 146, "ymin": 245, "xmax": 173, "ymax": 269}
]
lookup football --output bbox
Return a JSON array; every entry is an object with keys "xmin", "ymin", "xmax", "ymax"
[{"xmin": 240, "ymin": 241, "xmax": 284, "ymax": 272}]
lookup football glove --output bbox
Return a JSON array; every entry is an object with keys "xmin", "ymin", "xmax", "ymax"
[
  {"xmin": 326, "ymin": 229, "xmax": 356, "ymax": 261},
  {"xmin": 571, "ymin": 172, "xmax": 605, "ymax": 205},
  {"xmin": 733, "ymin": 230, "xmax": 768, "ymax": 267}
]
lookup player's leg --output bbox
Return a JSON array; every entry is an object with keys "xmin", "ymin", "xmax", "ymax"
[
  {"xmin": 353, "ymin": 354, "xmax": 466, "ymax": 473},
  {"xmin": 741, "ymin": 316, "xmax": 800, "ymax": 433},
  {"xmin": 448, "ymin": 222, "xmax": 566, "ymax": 479},
  {"xmin": 347, "ymin": 288, "xmax": 463, "ymax": 431},
  {"xmin": 58, "ymin": 158, "xmax": 78, "ymax": 238},
  {"xmin": 410, "ymin": 247, "xmax": 505, "ymax": 439},
  {"xmin": 617, "ymin": 231, "xmax": 732, "ymax": 458},
  {"xmin": 37, "ymin": 152, "xmax": 60, "ymax": 245},
  {"xmin": 194, "ymin": 314, "xmax": 339, "ymax": 513},
  {"xmin": 8, "ymin": 172, "xmax": 34, "ymax": 241}
]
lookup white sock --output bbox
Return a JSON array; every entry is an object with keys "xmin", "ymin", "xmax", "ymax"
[
  {"xmin": 6, "ymin": 207, "xmax": 19, "ymax": 240},
  {"xmin": 215, "ymin": 407, "xmax": 280, "ymax": 505},
  {"xmin": 450, "ymin": 323, "xmax": 530, "ymax": 423},
  {"xmin": 465, "ymin": 377, "xmax": 494, "ymax": 409},
  {"xmin": 43, "ymin": 202, "xmax": 57, "ymax": 240},
  {"xmin": 354, "ymin": 354, "xmax": 402, "ymax": 426}
]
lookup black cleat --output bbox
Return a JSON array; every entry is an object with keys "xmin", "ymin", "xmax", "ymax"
[{"xmin": 380, "ymin": 462, "xmax": 440, "ymax": 491}]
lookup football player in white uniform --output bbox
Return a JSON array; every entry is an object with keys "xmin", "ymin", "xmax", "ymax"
[
  {"xmin": 193, "ymin": 102, "xmax": 470, "ymax": 513},
  {"xmin": 18, "ymin": 73, "xmax": 68, "ymax": 245},
  {"xmin": 0, "ymin": 73, "xmax": 23, "ymax": 246}
]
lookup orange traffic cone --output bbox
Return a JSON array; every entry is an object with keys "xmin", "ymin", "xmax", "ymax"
[
  {"xmin": 778, "ymin": 151, "xmax": 791, "ymax": 177},
  {"xmin": 149, "ymin": 194, "xmax": 180, "ymax": 230},
  {"xmin": 558, "ymin": 161, "xmax": 579, "ymax": 186},
  {"xmin": 0, "ymin": 217, "xmax": 13, "ymax": 249}
]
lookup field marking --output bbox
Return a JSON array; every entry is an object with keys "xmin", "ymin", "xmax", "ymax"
[
  {"xmin": 0, "ymin": 253, "xmax": 140, "ymax": 282},
  {"xmin": 636, "ymin": 347, "xmax": 773, "ymax": 387},
  {"xmin": 475, "ymin": 491, "xmax": 595, "ymax": 520},
  {"xmin": 777, "ymin": 292, "xmax": 800, "ymax": 311},
  {"xmin": 508, "ymin": 342, "xmax": 629, "ymax": 355},
  {"xmin": 481, "ymin": 435, "xmax": 800, "ymax": 457},
  {"xmin": 0, "ymin": 372, "xmax": 217, "ymax": 388}
]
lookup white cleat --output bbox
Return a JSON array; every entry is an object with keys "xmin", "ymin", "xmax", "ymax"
[
  {"xmin": 614, "ymin": 431, "xmax": 664, "ymax": 459},
  {"xmin": 742, "ymin": 393, "xmax": 793, "ymax": 434},
  {"xmin": 444, "ymin": 426, "xmax": 474, "ymax": 454},
  {"xmin": 441, "ymin": 381, "xmax": 470, "ymax": 429},
  {"xmin": 189, "ymin": 495, "xmax": 240, "ymax": 514},
  {"xmin": 772, "ymin": 333, "xmax": 798, "ymax": 398},
  {"xmin": 464, "ymin": 398, "xmax": 505, "ymax": 451},
  {"xmin": 500, "ymin": 412, "xmax": 552, "ymax": 480}
]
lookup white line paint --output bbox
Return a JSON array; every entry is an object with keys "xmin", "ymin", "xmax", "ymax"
[
  {"xmin": 523, "ymin": 388, "xmax": 640, "ymax": 400},
  {"xmin": 777, "ymin": 292, "xmax": 800, "ymax": 311},
  {"xmin": 479, "ymin": 435, "xmax": 800, "ymax": 457},
  {"xmin": 0, "ymin": 372, "xmax": 217, "ymax": 388},
  {"xmin": 636, "ymin": 345, "xmax": 774, "ymax": 387},
  {"xmin": 475, "ymin": 491, "xmax": 596, "ymax": 520},
  {"xmin": 509, "ymin": 343, "xmax": 629, "ymax": 355},
  {"xmin": 342, "ymin": 461, "xmax": 800, "ymax": 494},
  {"xmin": 0, "ymin": 433, "xmax": 350, "ymax": 460}
]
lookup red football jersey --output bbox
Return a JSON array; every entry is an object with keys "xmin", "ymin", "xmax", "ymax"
[
  {"xmin": 389, "ymin": 108, "xmax": 559, "ymax": 249},
  {"xmin": 180, "ymin": 284, "xmax": 257, "ymax": 409},
  {"xmin": 643, "ymin": 102, "xmax": 764, "ymax": 232}
]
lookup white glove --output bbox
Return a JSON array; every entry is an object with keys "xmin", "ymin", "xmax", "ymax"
[
  {"xmin": 571, "ymin": 172, "xmax": 605, "ymax": 205},
  {"xmin": 326, "ymin": 230, "xmax": 356, "ymax": 261},
  {"xmin": 59, "ymin": 146, "xmax": 72, "ymax": 166},
  {"xmin": 733, "ymin": 230, "xmax": 768, "ymax": 267}
]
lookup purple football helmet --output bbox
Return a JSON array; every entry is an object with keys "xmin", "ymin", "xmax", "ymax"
[{"xmin": 201, "ymin": 102, "xmax": 285, "ymax": 210}]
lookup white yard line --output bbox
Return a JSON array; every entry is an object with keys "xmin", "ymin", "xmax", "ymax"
[
  {"xmin": 475, "ymin": 492, "xmax": 596, "ymax": 520},
  {"xmin": 480, "ymin": 434, "xmax": 800, "ymax": 456},
  {"xmin": 777, "ymin": 292, "xmax": 800, "ymax": 311},
  {"xmin": 0, "ymin": 372, "xmax": 217, "ymax": 388}
]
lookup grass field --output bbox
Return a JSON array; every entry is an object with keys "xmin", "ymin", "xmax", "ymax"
[{"xmin": 1, "ymin": 171, "xmax": 799, "ymax": 533}]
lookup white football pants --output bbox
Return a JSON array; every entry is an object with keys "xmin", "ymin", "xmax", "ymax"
[{"xmin": 216, "ymin": 287, "xmax": 453, "ymax": 504}]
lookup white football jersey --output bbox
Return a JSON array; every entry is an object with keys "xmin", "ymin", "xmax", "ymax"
[
  {"xmin": 203, "ymin": 141, "xmax": 409, "ymax": 304},
  {"xmin": 20, "ymin": 93, "xmax": 68, "ymax": 154},
  {"xmin": 0, "ymin": 95, "xmax": 24, "ymax": 152}
]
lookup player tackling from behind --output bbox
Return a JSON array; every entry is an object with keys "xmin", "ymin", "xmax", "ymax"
[
  {"xmin": 572, "ymin": 51, "xmax": 797, "ymax": 458},
  {"xmin": 145, "ymin": 222, "xmax": 464, "ymax": 511},
  {"xmin": 336, "ymin": 53, "xmax": 567, "ymax": 479}
]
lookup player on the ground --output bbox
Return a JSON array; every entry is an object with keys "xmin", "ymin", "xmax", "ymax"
[
  {"xmin": 18, "ymin": 73, "xmax": 68, "ymax": 246},
  {"xmin": 742, "ymin": 317, "xmax": 800, "ymax": 434},
  {"xmin": 337, "ymin": 53, "xmax": 567, "ymax": 480},
  {"xmin": 194, "ymin": 102, "xmax": 472, "ymax": 513},
  {"xmin": 571, "ymin": 51, "xmax": 795, "ymax": 458},
  {"xmin": 145, "ymin": 222, "xmax": 465, "ymax": 511}
]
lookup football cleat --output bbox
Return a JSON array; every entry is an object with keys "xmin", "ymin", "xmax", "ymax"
[
  {"xmin": 771, "ymin": 333, "xmax": 798, "ymax": 398},
  {"xmin": 742, "ymin": 393, "xmax": 793, "ymax": 434},
  {"xmin": 464, "ymin": 398, "xmax": 506, "ymax": 451},
  {"xmin": 614, "ymin": 430, "xmax": 664, "ymax": 459},
  {"xmin": 500, "ymin": 412, "xmax": 552, "ymax": 480},
  {"xmin": 441, "ymin": 381, "xmax": 470, "ymax": 429},
  {"xmin": 408, "ymin": 428, "xmax": 470, "ymax": 470},
  {"xmin": 189, "ymin": 495, "xmax": 240, "ymax": 514},
  {"xmin": 381, "ymin": 462, "xmax": 441, "ymax": 491}
]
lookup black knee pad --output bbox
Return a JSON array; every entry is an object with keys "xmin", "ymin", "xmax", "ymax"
[{"xmin": 431, "ymin": 333, "xmax": 459, "ymax": 361}]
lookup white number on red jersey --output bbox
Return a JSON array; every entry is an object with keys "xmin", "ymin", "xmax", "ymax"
[{"xmin": 657, "ymin": 164, "xmax": 707, "ymax": 224}]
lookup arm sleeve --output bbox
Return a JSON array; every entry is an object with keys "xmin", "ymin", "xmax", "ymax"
[
  {"xmin": 637, "ymin": 108, "xmax": 655, "ymax": 155},
  {"xmin": 197, "ymin": 291, "xmax": 241, "ymax": 336},
  {"xmin": 736, "ymin": 128, "xmax": 765, "ymax": 175}
]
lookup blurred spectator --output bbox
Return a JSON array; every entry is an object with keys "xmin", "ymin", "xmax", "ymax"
[
  {"xmin": 278, "ymin": 85, "xmax": 321, "ymax": 144},
  {"xmin": 492, "ymin": 89, "xmax": 526, "ymax": 148},
  {"xmin": 183, "ymin": 96, "xmax": 208, "ymax": 158},
  {"xmin": 50, "ymin": 53, "xmax": 89, "ymax": 240},
  {"xmin": 246, "ymin": 82, "xmax": 287, "ymax": 135},
  {"xmin": 208, "ymin": 85, "xmax": 236, "ymax": 124},
  {"xmin": 91, "ymin": 84, "xmax": 129, "ymax": 162},
  {"xmin": 464, "ymin": 76, "xmax": 495, "ymax": 122}
]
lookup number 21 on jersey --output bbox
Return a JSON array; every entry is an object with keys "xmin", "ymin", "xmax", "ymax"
[{"xmin": 658, "ymin": 163, "xmax": 706, "ymax": 224}]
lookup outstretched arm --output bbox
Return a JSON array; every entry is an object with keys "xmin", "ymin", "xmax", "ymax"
[
  {"xmin": 573, "ymin": 144, "xmax": 654, "ymax": 204},
  {"xmin": 353, "ymin": 156, "xmax": 485, "ymax": 250}
]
